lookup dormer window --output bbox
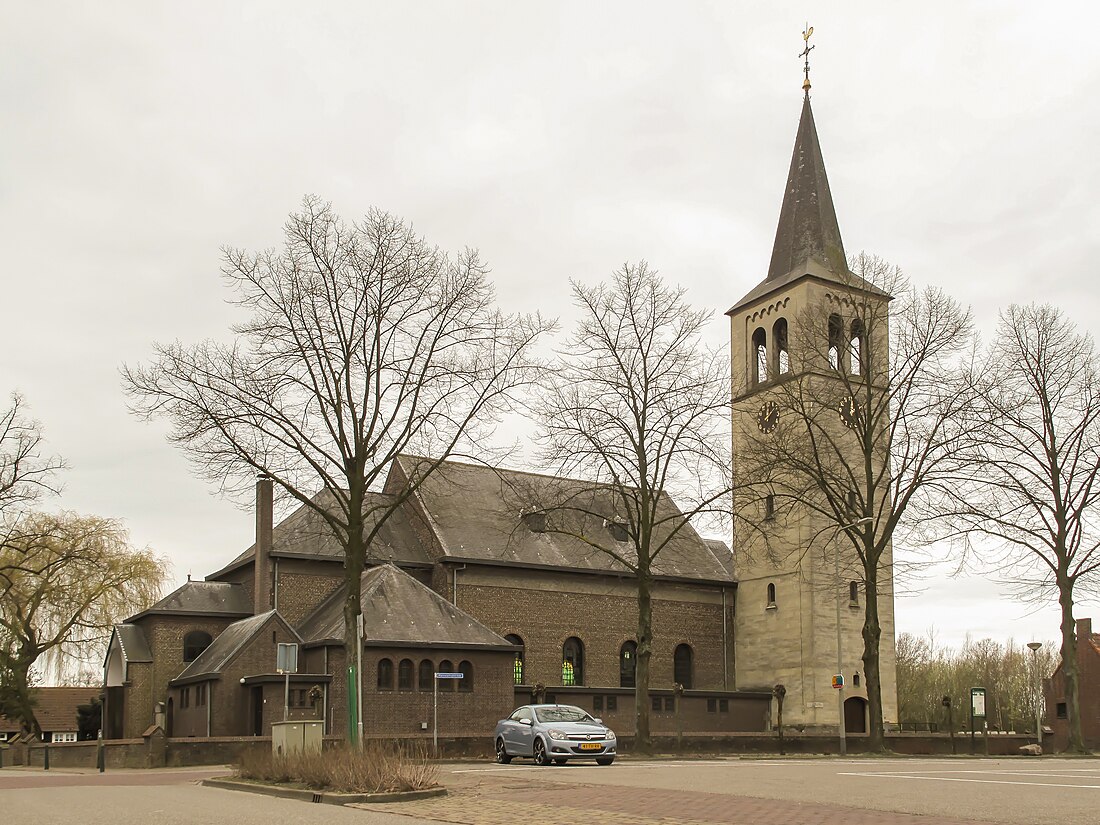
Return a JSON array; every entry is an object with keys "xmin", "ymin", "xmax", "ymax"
[
  {"xmin": 522, "ymin": 511, "xmax": 548, "ymax": 533},
  {"xmin": 605, "ymin": 520, "xmax": 629, "ymax": 542}
]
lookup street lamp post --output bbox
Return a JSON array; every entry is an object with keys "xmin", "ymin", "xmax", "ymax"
[
  {"xmin": 1027, "ymin": 641, "xmax": 1043, "ymax": 747},
  {"xmin": 834, "ymin": 517, "xmax": 873, "ymax": 757}
]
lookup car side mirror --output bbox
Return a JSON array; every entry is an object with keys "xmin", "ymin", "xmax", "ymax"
[
  {"xmin": 520, "ymin": 718, "xmax": 533, "ymax": 726},
  {"xmin": 594, "ymin": 718, "xmax": 603, "ymax": 725}
]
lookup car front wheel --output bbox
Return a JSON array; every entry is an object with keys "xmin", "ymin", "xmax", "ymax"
[
  {"xmin": 533, "ymin": 738, "xmax": 551, "ymax": 766},
  {"xmin": 495, "ymin": 737, "xmax": 512, "ymax": 764}
]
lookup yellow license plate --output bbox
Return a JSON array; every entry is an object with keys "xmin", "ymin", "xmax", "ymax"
[{"xmin": 579, "ymin": 743, "xmax": 602, "ymax": 751}]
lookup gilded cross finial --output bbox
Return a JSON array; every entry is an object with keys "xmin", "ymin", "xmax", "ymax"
[{"xmin": 800, "ymin": 24, "xmax": 815, "ymax": 95}]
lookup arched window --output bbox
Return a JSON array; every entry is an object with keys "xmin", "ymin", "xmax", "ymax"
[
  {"xmin": 752, "ymin": 328, "xmax": 768, "ymax": 384},
  {"xmin": 458, "ymin": 660, "xmax": 473, "ymax": 692},
  {"xmin": 562, "ymin": 638, "xmax": 584, "ymax": 686},
  {"xmin": 418, "ymin": 659, "xmax": 434, "ymax": 691},
  {"xmin": 766, "ymin": 582, "xmax": 777, "ymax": 607},
  {"xmin": 765, "ymin": 494, "xmax": 775, "ymax": 520},
  {"xmin": 182, "ymin": 631, "xmax": 212, "ymax": 663},
  {"xmin": 828, "ymin": 314, "xmax": 844, "ymax": 371},
  {"xmin": 850, "ymin": 319, "xmax": 865, "ymax": 375},
  {"xmin": 619, "ymin": 641, "xmax": 637, "ymax": 688},
  {"xmin": 853, "ymin": 672, "xmax": 861, "ymax": 687},
  {"xmin": 438, "ymin": 659, "xmax": 454, "ymax": 691},
  {"xmin": 673, "ymin": 644, "xmax": 694, "ymax": 689},
  {"xmin": 398, "ymin": 658, "xmax": 414, "ymax": 690},
  {"xmin": 849, "ymin": 581, "xmax": 860, "ymax": 606},
  {"xmin": 505, "ymin": 634, "xmax": 525, "ymax": 685},
  {"xmin": 377, "ymin": 658, "xmax": 394, "ymax": 690},
  {"xmin": 772, "ymin": 318, "xmax": 790, "ymax": 375}
]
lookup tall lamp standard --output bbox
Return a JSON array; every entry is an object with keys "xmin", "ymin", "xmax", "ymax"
[
  {"xmin": 1027, "ymin": 641, "xmax": 1043, "ymax": 747},
  {"xmin": 834, "ymin": 517, "xmax": 874, "ymax": 756}
]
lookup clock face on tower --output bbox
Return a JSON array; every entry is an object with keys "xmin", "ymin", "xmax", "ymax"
[
  {"xmin": 838, "ymin": 396, "xmax": 860, "ymax": 429},
  {"xmin": 757, "ymin": 400, "xmax": 780, "ymax": 434}
]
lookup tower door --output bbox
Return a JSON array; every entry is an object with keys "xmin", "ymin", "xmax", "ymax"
[{"xmin": 844, "ymin": 696, "xmax": 867, "ymax": 734}]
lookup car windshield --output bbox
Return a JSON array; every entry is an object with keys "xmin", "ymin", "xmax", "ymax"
[{"xmin": 534, "ymin": 706, "xmax": 594, "ymax": 724}]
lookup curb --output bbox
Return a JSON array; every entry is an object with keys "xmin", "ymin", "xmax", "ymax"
[{"xmin": 202, "ymin": 776, "xmax": 446, "ymax": 805}]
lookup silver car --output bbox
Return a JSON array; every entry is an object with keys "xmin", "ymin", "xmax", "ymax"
[{"xmin": 494, "ymin": 704, "xmax": 617, "ymax": 766}]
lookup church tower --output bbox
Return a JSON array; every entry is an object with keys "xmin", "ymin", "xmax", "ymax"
[{"xmin": 728, "ymin": 64, "xmax": 899, "ymax": 732}]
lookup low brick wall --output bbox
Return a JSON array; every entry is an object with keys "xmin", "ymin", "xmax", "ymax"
[
  {"xmin": 53, "ymin": 729, "xmax": 1035, "ymax": 769},
  {"xmin": 24, "ymin": 739, "xmax": 146, "ymax": 769}
]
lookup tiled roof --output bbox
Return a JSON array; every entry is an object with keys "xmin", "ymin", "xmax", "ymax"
[
  {"xmin": 298, "ymin": 563, "xmax": 513, "ymax": 649},
  {"xmin": 398, "ymin": 456, "xmax": 734, "ymax": 583},
  {"xmin": 112, "ymin": 623, "xmax": 152, "ymax": 662},
  {"xmin": 0, "ymin": 687, "xmax": 100, "ymax": 734},
  {"xmin": 209, "ymin": 489, "xmax": 432, "ymax": 579},
  {"xmin": 173, "ymin": 611, "xmax": 299, "ymax": 681},
  {"xmin": 128, "ymin": 580, "xmax": 251, "ymax": 622}
]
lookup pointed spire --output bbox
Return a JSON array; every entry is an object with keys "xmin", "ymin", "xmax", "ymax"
[{"xmin": 765, "ymin": 94, "xmax": 847, "ymax": 282}]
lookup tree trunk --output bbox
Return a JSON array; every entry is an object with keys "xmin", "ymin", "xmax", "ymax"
[
  {"xmin": 634, "ymin": 570, "xmax": 653, "ymax": 754},
  {"xmin": 343, "ymin": 492, "xmax": 366, "ymax": 745},
  {"xmin": 861, "ymin": 558, "xmax": 885, "ymax": 752},
  {"xmin": 10, "ymin": 642, "xmax": 42, "ymax": 738},
  {"xmin": 1057, "ymin": 580, "xmax": 1087, "ymax": 753}
]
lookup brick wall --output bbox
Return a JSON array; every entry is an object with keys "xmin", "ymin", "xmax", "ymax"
[
  {"xmin": 1045, "ymin": 618, "xmax": 1100, "ymax": 751},
  {"xmin": 273, "ymin": 559, "xmax": 342, "ymax": 627},
  {"xmin": 449, "ymin": 566, "xmax": 733, "ymax": 692}
]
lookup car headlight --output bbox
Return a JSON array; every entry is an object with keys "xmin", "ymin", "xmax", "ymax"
[
  {"xmin": 605, "ymin": 729, "xmax": 616, "ymax": 739},
  {"xmin": 547, "ymin": 729, "xmax": 568, "ymax": 740}
]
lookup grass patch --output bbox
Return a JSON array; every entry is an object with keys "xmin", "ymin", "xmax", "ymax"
[{"xmin": 236, "ymin": 742, "xmax": 438, "ymax": 794}]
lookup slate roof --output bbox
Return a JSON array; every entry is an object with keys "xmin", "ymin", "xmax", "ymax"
[
  {"xmin": 209, "ymin": 489, "xmax": 431, "ymax": 579},
  {"xmin": 0, "ymin": 687, "xmax": 100, "ymax": 735},
  {"xmin": 298, "ymin": 563, "xmax": 514, "ymax": 649},
  {"xmin": 127, "ymin": 580, "xmax": 251, "ymax": 622},
  {"xmin": 111, "ymin": 623, "xmax": 152, "ymax": 663},
  {"xmin": 728, "ymin": 95, "xmax": 889, "ymax": 315},
  {"xmin": 397, "ymin": 456, "xmax": 733, "ymax": 584},
  {"xmin": 173, "ymin": 611, "xmax": 298, "ymax": 681}
]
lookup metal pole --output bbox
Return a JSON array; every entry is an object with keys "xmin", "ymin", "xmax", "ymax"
[
  {"xmin": 356, "ymin": 613, "xmax": 364, "ymax": 746},
  {"xmin": 835, "ymin": 537, "xmax": 846, "ymax": 756},
  {"xmin": 433, "ymin": 676, "xmax": 438, "ymax": 753},
  {"xmin": 97, "ymin": 729, "xmax": 104, "ymax": 773},
  {"xmin": 1027, "ymin": 642, "xmax": 1042, "ymax": 747},
  {"xmin": 284, "ymin": 671, "xmax": 289, "ymax": 722}
]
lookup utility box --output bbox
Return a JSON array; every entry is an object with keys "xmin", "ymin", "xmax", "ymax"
[{"xmin": 271, "ymin": 720, "xmax": 323, "ymax": 756}]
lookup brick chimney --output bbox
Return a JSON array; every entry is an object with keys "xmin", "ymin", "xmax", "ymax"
[
  {"xmin": 254, "ymin": 474, "xmax": 274, "ymax": 614},
  {"xmin": 1077, "ymin": 617, "xmax": 1093, "ymax": 639}
]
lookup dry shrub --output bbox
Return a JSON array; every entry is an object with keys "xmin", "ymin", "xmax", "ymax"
[{"xmin": 236, "ymin": 741, "xmax": 438, "ymax": 793}]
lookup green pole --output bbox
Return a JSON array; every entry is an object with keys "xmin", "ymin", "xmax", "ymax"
[{"xmin": 346, "ymin": 666, "xmax": 358, "ymax": 744}]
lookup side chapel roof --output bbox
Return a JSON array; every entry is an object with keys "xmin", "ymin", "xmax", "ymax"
[
  {"xmin": 298, "ymin": 563, "xmax": 515, "ymax": 650},
  {"xmin": 173, "ymin": 610, "xmax": 300, "ymax": 682}
]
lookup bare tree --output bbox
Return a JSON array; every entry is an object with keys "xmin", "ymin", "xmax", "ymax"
[
  {"xmin": 736, "ymin": 254, "xmax": 976, "ymax": 751},
  {"xmin": 0, "ymin": 393, "xmax": 64, "ymax": 532},
  {"xmin": 530, "ymin": 263, "xmax": 731, "ymax": 752},
  {"xmin": 950, "ymin": 304, "xmax": 1100, "ymax": 753},
  {"xmin": 123, "ymin": 198, "xmax": 551, "ymax": 741},
  {"xmin": 0, "ymin": 512, "xmax": 165, "ymax": 736}
]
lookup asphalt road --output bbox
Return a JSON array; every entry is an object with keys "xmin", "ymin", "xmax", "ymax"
[{"xmin": 3, "ymin": 756, "xmax": 1098, "ymax": 824}]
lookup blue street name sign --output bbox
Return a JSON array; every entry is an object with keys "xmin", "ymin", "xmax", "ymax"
[{"xmin": 434, "ymin": 672, "xmax": 464, "ymax": 679}]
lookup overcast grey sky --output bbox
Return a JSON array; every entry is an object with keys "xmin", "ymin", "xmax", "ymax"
[{"xmin": 3, "ymin": 2, "xmax": 1098, "ymax": 651}]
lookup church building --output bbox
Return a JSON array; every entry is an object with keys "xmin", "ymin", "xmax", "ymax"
[{"xmin": 103, "ymin": 81, "xmax": 899, "ymax": 744}]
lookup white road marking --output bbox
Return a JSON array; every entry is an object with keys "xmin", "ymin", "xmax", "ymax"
[{"xmin": 838, "ymin": 772, "xmax": 1100, "ymax": 790}]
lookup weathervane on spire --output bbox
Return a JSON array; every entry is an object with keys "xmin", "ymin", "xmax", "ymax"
[{"xmin": 800, "ymin": 24, "xmax": 814, "ymax": 95}]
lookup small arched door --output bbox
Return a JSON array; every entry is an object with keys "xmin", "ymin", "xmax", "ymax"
[{"xmin": 844, "ymin": 696, "xmax": 867, "ymax": 734}]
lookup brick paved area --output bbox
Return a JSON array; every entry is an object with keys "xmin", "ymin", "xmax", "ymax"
[{"xmin": 370, "ymin": 774, "xmax": 981, "ymax": 825}]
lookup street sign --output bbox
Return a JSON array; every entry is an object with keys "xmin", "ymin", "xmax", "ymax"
[
  {"xmin": 970, "ymin": 687, "xmax": 987, "ymax": 718},
  {"xmin": 832, "ymin": 673, "xmax": 844, "ymax": 689},
  {"xmin": 435, "ymin": 672, "xmax": 464, "ymax": 679}
]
